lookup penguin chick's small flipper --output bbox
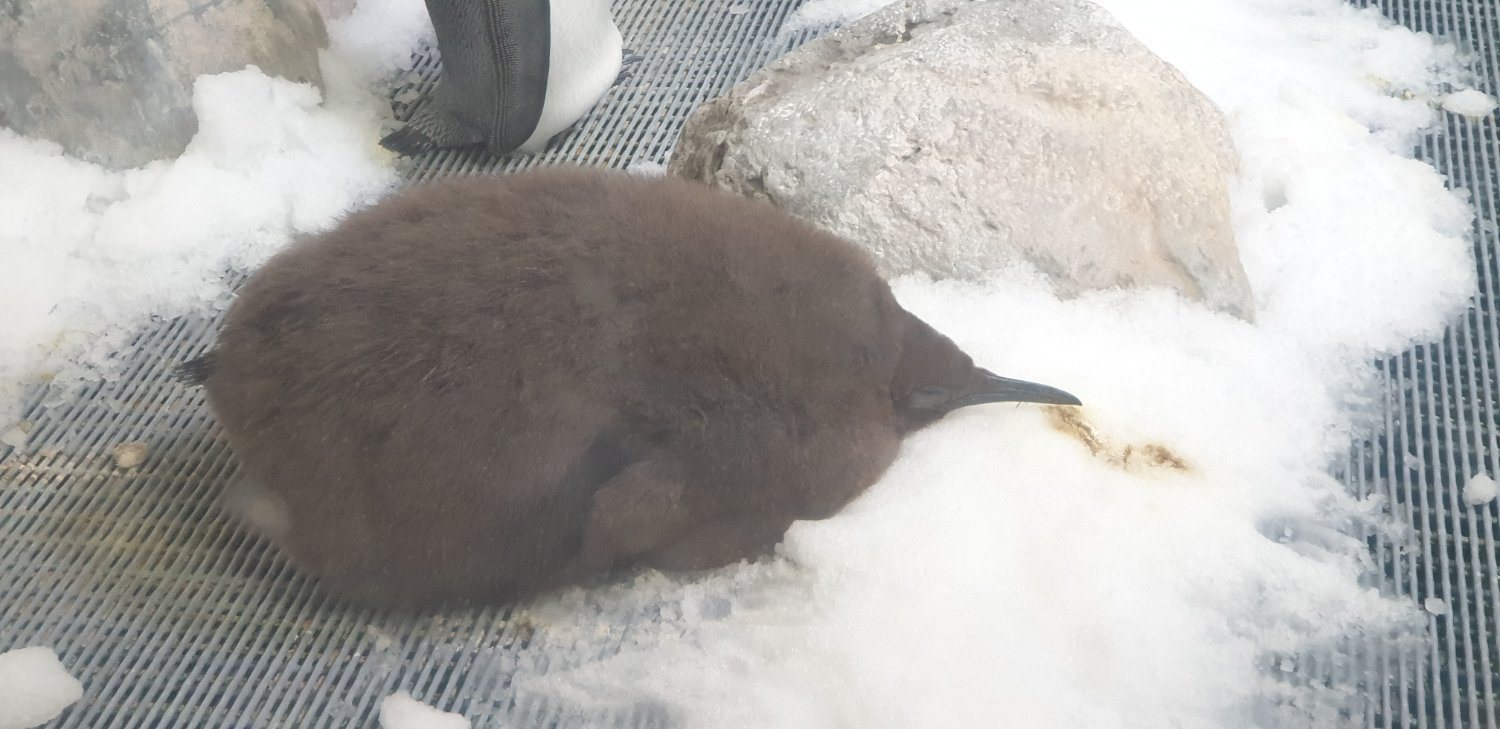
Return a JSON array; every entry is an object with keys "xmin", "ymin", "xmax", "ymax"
[
  {"xmin": 385, "ymin": 0, "xmax": 552, "ymax": 156},
  {"xmin": 577, "ymin": 459, "xmax": 696, "ymax": 574},
  {"xmin": 176, "ymin": 352, "xmax": 216, "ymax": 385}
]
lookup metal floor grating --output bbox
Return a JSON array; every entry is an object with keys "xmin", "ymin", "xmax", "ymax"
[
  {"xmin": 0, "ymin": 0, "xmax": 1496, "ymax": 726},
  {"xmin": 0, "ymin": 1, "xmax": 812, "ymax": 727},
  {"xmin": 1347, "ymin": 0, "xmax": 1500, "ymax": 726}
]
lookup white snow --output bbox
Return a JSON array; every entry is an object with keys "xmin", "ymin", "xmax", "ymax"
[
  {"xmin": 0, "ymin": 647, "xmax": 84, "ymax": 729},
  {"xmin": 626, "ymin": 160, "xmax": 668, "ymax": 177},
  {"xmin": 378, "ymin": 692, "xmax": 471, "ymax": 729},
  {"xmin": 1465, "ymin": 473, "xmax": 1499, "ymax": 506},
  {"xmin": 0, "ymin": 13, "xmax": 406, "ymax": 427},
  {"xmin": 324, "ymin": 0, "xmax": 435, "ymax": 86},
  {"xmin": 1442, "ymin": 89, "xmax": 1499, "ymax": 118},
  {"xmin": 511, "ymin": 1, "xmax": 1480, "ymax": 727},
  {"xmin": 0, "ymin": 0, "xmax": 1486, "ymax": 726}
]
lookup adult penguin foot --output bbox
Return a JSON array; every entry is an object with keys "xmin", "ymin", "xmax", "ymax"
[
  {"xmin": 617, "ymin": 49, "xmax": 645, "ymax": 85},
  {"xmin": 381, "ymin": 0, "xmax": 623, "ymax": 157}
]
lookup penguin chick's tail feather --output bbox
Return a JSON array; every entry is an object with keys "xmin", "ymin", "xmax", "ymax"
[{"xmin": 176, "ymin": 352, "xmax": 217, "ymax": 386}]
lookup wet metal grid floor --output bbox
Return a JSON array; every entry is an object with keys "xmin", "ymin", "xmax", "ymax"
[
  {"xmin": 0, "ymin": 0, "xmax": 1496, "ymax": 726},
  {"xmin": 1347, "ymin": 1, "xmax": 1500, "ymax": 726},
  {"xmin": 0, "ymin": 1, "xmax": 809, "ymax": 727}
]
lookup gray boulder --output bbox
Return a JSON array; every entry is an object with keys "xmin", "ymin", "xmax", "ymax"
[
  {"xmin": 1, "ymin": 0, "xmax": 326, "ymax": 169},
  {"xmin": 670, "ymin": 0, "xmax": 1254, "ymax": 319}
]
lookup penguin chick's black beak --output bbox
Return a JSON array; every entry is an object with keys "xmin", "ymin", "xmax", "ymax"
[{"xmin": 952, "ymin": 368, "xmax": 1082, "ymax": 409}]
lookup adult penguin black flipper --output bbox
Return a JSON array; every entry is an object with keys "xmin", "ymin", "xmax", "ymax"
[{"xmin": 382, "ymin": 0, "xmax": 624, "ymax": 157}]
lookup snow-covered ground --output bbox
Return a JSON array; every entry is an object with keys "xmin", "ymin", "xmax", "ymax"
[
  {"xmin": 1, "ymin": 0, "xmax": 1494, "ymax": 726},
  {"xmin": 516, "ymin": 1, "xmax": 1491, "ymax": 727},
  {"xmin": 0, "ymin": 1, "xmax": 428, "ymax": 429}
]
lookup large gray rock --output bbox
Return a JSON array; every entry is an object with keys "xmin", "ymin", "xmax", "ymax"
[
  {"xmin": 1, "ymin": 0, "xmax": 326, "ymax": 169},
  {"xmin": 670, "ymin": 0, "xmax": 1254, "ymax": 319}
]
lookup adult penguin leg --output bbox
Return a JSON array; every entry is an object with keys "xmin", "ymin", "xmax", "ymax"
[{"xmin": 381, "ymin": 0, "xmax": 551, "ymax": 156}]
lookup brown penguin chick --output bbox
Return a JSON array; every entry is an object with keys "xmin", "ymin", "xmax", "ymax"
[{"xmin": 190, "ymin": 167, "xmax": 1080, "ymax": 609}]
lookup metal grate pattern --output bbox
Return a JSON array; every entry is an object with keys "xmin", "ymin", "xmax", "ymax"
[
  {"xmin": 1, "ymin": 0, "xmax": 1497, "ymax": 727},
  {"xmin": 1344, "ymin": 1, "xmax": 1500, "ymax": 726},
  {"xmin": 0, "ymin": 0, "xmax": 810, "ymax": 726}
]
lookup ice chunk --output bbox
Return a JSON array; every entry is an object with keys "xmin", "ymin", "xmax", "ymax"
[
  {"xmin": 1, "ymin": 425, "xmax": 27, "ymax": 449},
  {"xmin": 1465, "ymin": 474, "xmax": 1499, "ymax": 506},
  {"xmin": 378, "ymin": 692, "xmax": 471, "ymax": 729},
  {"xmin": 1441, "ymin": 89, "xmax": 1498, "ymax": 118},
  {"xmin": 626, "ymin": 161, "xmax": 667, "ymax": 177},
  {"xmin": 0, "ymin": 647, "xmax": 84, "ymax": 729},
  {"xmin": 1424, "ymin": 597, "xmax": 1449, "ymax": 616}
]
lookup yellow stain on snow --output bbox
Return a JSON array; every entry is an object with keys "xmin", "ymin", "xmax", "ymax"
[{"xmin": 1043, "ymin": 405, "xmax": 1189, "ymax": 473}]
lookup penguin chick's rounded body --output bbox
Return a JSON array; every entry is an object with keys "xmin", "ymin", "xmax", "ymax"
[{"xmin": 200, "ymin": 168, "xmax": 1079, "ymax": 608}]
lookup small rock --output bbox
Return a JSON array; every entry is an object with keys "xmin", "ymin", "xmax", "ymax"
[
  {"xmin": 0, "ymin": 0, "xmax": 327, "ymax": 168},
  {"xmin": 671, "ymin": 0, "xmax": 1255, "ymax": 319},
  {"xmin": 112, "ymin": 442, "xmax": 149, "ymax": 469}
]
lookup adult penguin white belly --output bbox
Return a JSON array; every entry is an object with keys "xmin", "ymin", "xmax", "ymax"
[
  {"xmin": 382, "ymin": 0, "xmax": 624, "ymax": 157},
  {"xmin": 523, "ymin": 0, "xmax": 624, "ymax": 152}
]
